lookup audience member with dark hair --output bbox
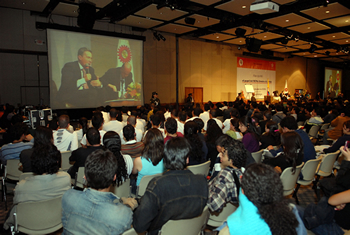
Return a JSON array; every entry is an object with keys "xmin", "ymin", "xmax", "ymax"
[
  {"xmin": 204, "ymin": 109, "xmax": 223, "ymax": 131},
  {"xmin": 119, "ymin": 116, "xmax": 142, "ymax": 144},
  {"xmin": 20, "ymin": 126, "xmax": 51, "ymax": 172},
  {"xmin": 103, "ymin": 131, "xmax": 132, "ymax": 179},
  {"xmin": 225, "ymin": 163, "xmax": 303, "ymax": 234},
  {"xmin": 223, "ymin": 108, "xmax": 240, "ymax": 133},
  {"xmin": 62, "ymin": 149, "xmax": 134, "ymax": 234},
  {"xmin": 205, "ymin": 121, "xmax": 224, "ymax": 172},
  {"xmin": 53, "ymin": 114, "xmax": 79, "ymax": 151},
  {"xmin": 164, "ymin": 117, "xmax": 183, "ymax": 144},
  {"xmin": 132, "ymin": 128, "xmax": 165, "ymax": 187},
  {"xmin": 264, "ymin": 131, "xmax": 304, "ymax": 174},
  {"xmin": 272, "ymin": 104, "xmax": 286, "ymax": 124},
  {"xmin": 81, "ymin": 112, "xmax": 105, "ymax": 146},
  {"xmin": 269, "ymin": 116, "xmax": 316, "ymax": 163},
  {"xmin": 73, "ymin": 117, "xmax": 88, "ymax": 143},
  {"xmin": 184, "ymin": 121, "xmax": 208, "ymax": 165},
  {"xmin": 239, "ymin": 116, "xmax": 259, "ymax": 153},
  {"xmin": 0, "ymin": 123, "xmax": 33, "ymax": 165},
  {"xmin": 68, "ymin": 127, "xmax": 103, "ymax": 179},
  {"xmin": 225, "ymin": 118, "xmax": 242, "ymax": 140},
  {"xmin": 199, "ymin": 103, "xmax": 211, "ymax": 126},
  {"xmin": 4, "ymin": 136, "xmax": 71, "ymax": 230},
  {"xmin": 121, "ymin": 124, "xmax": 144, "ymax": 159},
  {"xmin": 208, "ymin": 138, "xmax": 247, "ymax": 212},
  {"xmin": 260, "ymin": 120, "xmax": 281, "ymax": 149},
  {"xmin": 103, "ymin": 108, "xmax": 123, "ymax": 133},
  {"xmin": 133, "ymin": 137, "xmax": 208, "ymax": 235},
  {"xmin": 324, "ymin": 109, "xmax": 350, "ymax": 143}
]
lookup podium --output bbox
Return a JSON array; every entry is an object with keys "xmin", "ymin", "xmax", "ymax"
[{"xmin": 264, "ymin": 96, "xmax": 272, "ymax": 103}]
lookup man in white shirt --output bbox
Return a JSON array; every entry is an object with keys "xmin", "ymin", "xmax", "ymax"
[
  {"xmin": 204, "ymin": 109, "xmax": 223, "ymax": 131},
  {"xmin": 103, "ymin": 108, "xmax": 124, "ymax": 133},
  {"xmin": 199, "ymin": 103, "xmax": 210, "ymax": 126},
  {"xmin": 186, "ymin": 108, "xmax": 201, "ymax": 123},
  {"xmin": 54, "ymin": 115, "xmax": 79, "ymax": 152},
  {"xmin": 222, "ymin": 109, "xmax": 240, "ymax": 134},
  {"xmin": 177, "ymin": 111, "xmax": 187, "ymax": 135},
  {"xmin": 119, "ymin": 116, "xmax": 142, "ymax": 144},
  {"xmin": 81, "ymin": 112, "xmax": 106, "ymax": 146},
  {"xmin": 164, "ymin": 105, "xmax": 172, "ymax": 120}
]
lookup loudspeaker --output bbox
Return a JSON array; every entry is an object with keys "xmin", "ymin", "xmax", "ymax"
[
  {"xmin": 246, "ymin": 38, "xmax": 262, "ymax": 52},
  {"xmin": 185, "ymin": 17, "xmax": 196, "ymax": 25},
  {"xmin": 235, "ymin": 28, "xmax": 247, "ymax": 37},
  {"xmin": 77, "ymin": 2, "xmax": 96, "ymax": 30}
]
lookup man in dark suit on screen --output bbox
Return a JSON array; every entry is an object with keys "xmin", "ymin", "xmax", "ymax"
[
  {"xmin": 100, "ymin": 62, "xmax": 133, "ymax": 101},
  {"xmin": 58, "ymin": 47, "xmax": 101, "ymax": 108}
]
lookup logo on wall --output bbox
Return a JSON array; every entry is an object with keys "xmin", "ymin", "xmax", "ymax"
[
  {"xmin": 239, "ymin": 59, "xmax": 243, "ymax": 66},
  {"xmin": 117, "ymin": 45, "xmax": 132, "ymax": 63}
]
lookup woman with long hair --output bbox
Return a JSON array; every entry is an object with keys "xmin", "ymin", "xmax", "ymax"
[
  {"xmin": 239, "ymin": 116, "xmax": 260, "ymax": 153},
  {"xmin": 226, "ymin": 163, "xmax": 302, "ymax": 234},
  {"xmin": 205, "ymin": 121, "xmax": 223, "ymax": 171},
  {"xmin": 226, "ymin": 118, "xmax": 242, "ymax": 140},
  {"xmin": 264, "ymin": 131, "xmax": 304, "ymax": 174},
  {"xmin": 20, "ymin": 126, "xmax": 54, "ymax": 172},
  {"xmin": 185, "ymin": 121, "xmax": 208, "ymax": 165},
  {"xmin": 260, "ymin": 120, "xmax": 281, "ymax": 149},
  {"xmin": 103, "ymin": 131, "xmax": 132, "ymax": 186},
  {"xmin": 132, "ymin": 128, "xmax": 165, "ymax": 186}
]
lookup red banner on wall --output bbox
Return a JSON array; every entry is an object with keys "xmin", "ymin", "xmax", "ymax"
[{"xmin": 237, "ymin": 57, "xmax": 276, "ymax": 71}]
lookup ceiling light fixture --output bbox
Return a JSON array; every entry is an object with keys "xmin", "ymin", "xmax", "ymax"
[
  {"xmin": 326, "ymin": 10, "xmax": 330, "ymax": 14},
  {"xmin": 286, "ymin": 19, "xmax": 289, "ymax": 22},
  {"xmin": 242, "ymin": 5, "xmax": 246, "ymax": 8},
  {"xmin": 158, "ymin": 33, "xmax": 166, "ymax": 41},
  {"xmin": 309, "ymin": 44, "xmax": 317, "ymax": 53},
  {"xmin": 323, "ymin": 0, "xmax": 329, "ymax": 7},
  {"xmin": 153, "ymin": 32, "xmax": 161, "ymax": 41}
]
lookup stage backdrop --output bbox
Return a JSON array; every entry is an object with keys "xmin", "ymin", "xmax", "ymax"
[{"xmin": 237, "ymin": 57, "xmax": 276, "ymax": 100}]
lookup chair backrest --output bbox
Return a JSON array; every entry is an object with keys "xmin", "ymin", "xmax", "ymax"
[
  {"xmin": 137, "ymin": 173, "xmax": 162, "ymax": 197},
  {"xmin": 308, "ymin": 125, "xmax": 320, "ymax": 138},
  {"xmin": 317, "ymin": 151, "xmax": 340, "ymax": 176},
  {"xmin": 297, "ymin": 121, "xmax": 304, "ymax": 127},
  {"xmin": 121, "ymin": 228, "xmax": 138, "ymax": 235},
  {"xmin": 6, "ymin": 159, "xmax": 22, "ymax": 181},
  {"xmin": 75, "ymin": 167, "xmax": 85, "ymax": 189},
  {"xmin": 300, "ymin": 159, "xmax": 322, "ymax": 182},
  {"xmin": 187, "ymin": 160, "xmax": 210, "ymax": 176},
  {"xmin": 218, "ymin": 226, "xmax": 230, "ymax": 235},
  {"xmin": 60, "ymin": 151, "xmax": 71, "ymax": 171},
  {"xmin": 111, "ymin": 178, "xmax": 131, "ymax": 198},
  {"xmin": 207, "ymin": 202, "xmax": 237, "ymax": 227},
  {"xmin": 159, "ymin": 206, "xmax": 209, "ymax": 235},
  {"xmin": 280, "ymin": 162, "xmax": 304, "ymax": 196},
  {"xmin": 15, "ymin": 196, "xmax": 62, "ymax": 234},
  {"xmin": 320, "ymin": 123, "xmax": 330, "ymax": 131},
  {"xmin": 19, "ymin": 172, "xmax": 34, "ymax": 182},
  {"xmin": 251, "ymin": 149, "xmax": 264, "ymax": 163}
]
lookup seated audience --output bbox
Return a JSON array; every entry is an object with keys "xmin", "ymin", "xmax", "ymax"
[
  {"xmin": 226, "ymin": 163, "xmax": 303, "ymax": 234},
  {"xmin": 208, "ymin": 138, "xmax": 247, "ymax": 212},
  {"xmin": 103, "ymin": 108, "xmax": 123, "ymax": 133},
  {"xmin": 323, "ymin": 109, "xmax": 338, "ymax": 124},
  {"xmin": 323, "ymin": 120, "xmax": 350, "ymax": 154},
  {"xmin": 204, "ymin": 109, "xmax": 223, "ymax": 131},
  {"xmin": 260, "ymin": 120, "xmax": 280, "ymax": 149},
  {"xmin": 4, "ymin": 139, "xmax": 71, "ymax": 230},
  {"xmin": 206, "ymin": 121, "xmax": 224, "ymax": 171},
  {"xmin": 81, "ymin": 112, "xmax": 106, "ymax": 146},
  {"xmin": 272, "ymin": 104, "xmax": 286, "ymax": 124},
  {"xmin": 0, "ymin": 123, "xmax": 33, "ymax": 165},
  {"xmin": 199, "ymin": 103, "xmax": 210, "ymax": 125},
  {"xmin": 62, "ymin": 149, "xmax": 134, "ymax": 234},
  {"xmin": 103, "ymin": 131, "xmax": 133, "ymax": 177},
  {"xmin": 68, "ymin": 128, "xmax": 103, "ymax": 179},
  {"xmin": 269, "ymin": 116, "xmax": 316, "ymax": 163},
  {"xmin": 53, "ymin": 114, "xmax": 79, "ymax": 151},
  {"xmin": 74, "ymin": 117, "xmax": 88, "ymax": 144},
  {"xmin": 186, "ymin": 107, "xmax": 201, "ymax": 122},
  {"xmin": 177, "ymin": 111, "xmax": 186, "ymax": 134},
  {"xmin": 308, "ymin": 107, "xmax": 324, "ymax": 125},
  {"xmin": 119, "ymin": 115, "xmax": 142, "ymax": 144},
  {"xmin": 324, "ymin": 109, "xmax": 350, "ymax": 143},
  {"xmin": 223, "ymin": 109, "xmax": 240, "ymax": 134},
  {"xmin": 133, "ymin": 137, "xmax": 208, "ymax": 235},
  {"xmin": 239, "ymin": 116, "xmax": 260, "ymax": 153},
  {"xmin": 164, "ymin": 117, "xmax": 183, "ymax": 144},
  {"xmin": 145, "ymin": 114, "xmax": 165, "ymax": 137},
  {"xmin": 264, "ymin": 131, "xmax": 304, "ymax": 173},
  {"xmin": 132, "ymin": 128, "xmax": 165, "ymax": 187},
  {"xmin": 121, "ymin": 125, "xmax": 144, "ymax": 159},
  {"xmin": 20, "ymin": 126, "xmax": 51, "ymax": 172},
  {"xmin": 184, "ymin": 121, "xmax": 208, "ymax": 165}
]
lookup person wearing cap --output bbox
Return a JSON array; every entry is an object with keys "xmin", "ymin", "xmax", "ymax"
[{"xmin": 150, "ymin": 92, "xmax": 160, "ymax": 107}]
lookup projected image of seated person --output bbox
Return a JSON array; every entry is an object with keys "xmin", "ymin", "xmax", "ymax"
[
  {"xmin": 58, "ymin": 47, "xmax": 101, "ymax": 107},
  {"xmin": 100, "ymin": 62, "xmax": 133, "ymax": 101}
]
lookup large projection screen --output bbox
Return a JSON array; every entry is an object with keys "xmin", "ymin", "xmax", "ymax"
[
  {"xmin": 324, "ymin": 67, "xmax": 342, "ymax": 99},
  {"xmin": 48, "ymin": 29, "xmax": 143, "ymax": 109}
]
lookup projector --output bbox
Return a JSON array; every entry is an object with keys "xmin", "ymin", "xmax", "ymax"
[{"xmin": 250, "ymin": 0, "xmax": 279, "ymax": 14}]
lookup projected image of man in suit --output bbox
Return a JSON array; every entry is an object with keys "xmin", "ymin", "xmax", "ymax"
[{"xmin": 58, "ymin": 47, "xmax": 101, "ymax": 108}]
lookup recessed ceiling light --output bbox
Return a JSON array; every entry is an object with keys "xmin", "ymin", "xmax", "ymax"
[
  {"xmin": 73, "ymin": 10, "xmax": 76, "ymax": 13},
  {"xmin": 216, "ymin": 36, "xmax": 219, "ymax": 38},
  {"xmin": 314, "ymin": 55, "xmax": 317, "ymax": 57},
  {"xmin": 146, "ymin": 17, "xmax": 150, "ymax": 19},
  {"xmin": 242, "ymin": 5, "xmax": 246, "ymax": 9},
  {"xmin": 346, "ymin": 20, "xmax": 349, "ymax": 23},
  {"xmin": 346, "ymin": 40, "xmax": 349, "ymax": 42},
  {"xmin": 264, "ymin": 36, "xmax": 267, "ymax": 38},
  {"xmin": 239, "ymin": 41, "xmax": 242, "ymax": 43},
  {"xmin": 197, "ymin": 21, "xmax": 200, "ymax": 23},
  {"xmin": 332, "ymin": 35, "xmax": 336, "ymax": 38},
  {"xmin": 326, "ymin": 11, "xmax": 330, "ymax": 13},
  {"xmin": 307, "ymin": 27, "xmax": 311, "ymax": 29},
  {"xmin": 286, "ymin": 20, "xmax": 289, "ymax": 22},
  {"xmin": 160, "ymin": 12, "xmax": 163, "ymax": 14},
  {"xmin": 22, "ymin": 2, "xmax": 25, "ymax": 4}
]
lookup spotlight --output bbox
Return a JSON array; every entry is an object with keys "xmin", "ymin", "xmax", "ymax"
[
  {"xmin": 308, "ymin": 44, "xmax": 317, "ymax": 53},
  {"xmin": 294, "ymin": 35, "xmax": 299, "ymax": 42},
  {"xmin": 323, "ymin": 0, "xmax": 329, "ymax": 7},
  {"xmin": 158, "ymin": 33, "xmax": 166, "ymax": 41},
  {"xmin": 325, "ymin": 51, "xmax": 330, "ymax": 56},
  {"xmin": 287, "ymin": 34, "xmax": 293, "ymax": 40},
  {"xmin": 153, "ymin": 32, "xmax": 160, "ymax": 41}
]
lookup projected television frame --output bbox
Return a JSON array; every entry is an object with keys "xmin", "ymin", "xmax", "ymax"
[
  {"xmin": 44, "ymin": 23, "xmax": 145, "ymax": 110},
  {"xmin": 324, "ymin": 67, "xmax": 342, "ymax": 99}
]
